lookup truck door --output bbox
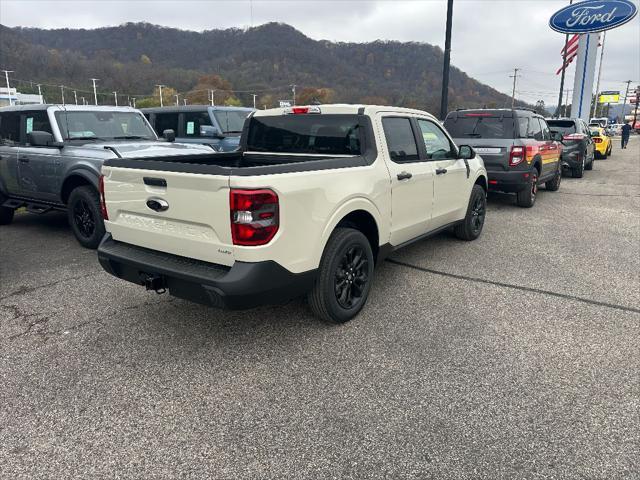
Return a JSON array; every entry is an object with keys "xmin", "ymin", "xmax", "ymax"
[
  {"xmin": 0, "ymin": 111, "xmax": 22, "ymax": 197},
  {"xmin": 415, "ymin": 118, "xmax": 469, "ymax": 226},
  {"xmin": 18, "ymin": 110, "xmax": 61, "ymax": 202},
  {"xmin": 379, "ymin": 114, "xmax": 435, "ymax": 246}
]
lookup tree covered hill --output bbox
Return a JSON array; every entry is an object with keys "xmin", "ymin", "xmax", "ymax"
[{"xmin": 1, "ymin": 22, "xmax": 529, "ymax": 111}]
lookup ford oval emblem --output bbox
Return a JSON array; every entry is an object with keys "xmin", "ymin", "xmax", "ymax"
[
  {"xmin": 550, "ymin": 0, "xmax": 638, "ymax": 34},
  {"xmin": 146, "ymin": 197, "xmax": 169, "ymax": 212}
]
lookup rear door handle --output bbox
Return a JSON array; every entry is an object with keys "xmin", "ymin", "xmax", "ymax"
[
  {"xmin": 144, "ymin": 177, "xmax": 167, "ymax": 187},
  {"xmin": 397, "ymin": 171, "xmax": 412, "ymax": 181},
  {"xmin": 436, "ymin": 168, "xmax": 447, "ymax": 175}
]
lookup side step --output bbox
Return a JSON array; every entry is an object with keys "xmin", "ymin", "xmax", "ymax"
[
  {"xmin": 1, "ymin": 198, "xmax": 62, "ymax": 214},
  {"xmin": 27, "ymin": 204, "xmax": 53, "ymax": 214}
]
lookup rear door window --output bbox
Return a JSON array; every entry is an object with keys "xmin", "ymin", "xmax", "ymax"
[
  {"xmin": 382, "ymin": 117, "xmax": 419, "ymax": 162},
  {"xmin": 444, "ymin": 114, "xmax": 515, "ymax": 139},
  {"xmin": 247, "ymin": 114, "xmax": 362, "ymax": 156},
  {"xmin": 527, "ymin": 118, "xmax": 543, "ymax": 141},
  {"xmin": 539, "ymin": 119, "xmax": 551, "ymax": 140},
  {"xmin": 0, "ymin": 112, "xmax": 21, "ymax": 145},
  {"xmin": 24, "ymin": 111, "xmax": 53, "ymax": 137},
  {"xmin": 154, "ymin": 113, "xmax": 179, "ymax": 135}
]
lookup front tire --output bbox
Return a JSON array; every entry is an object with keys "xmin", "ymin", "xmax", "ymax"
[
  {"xmin": 516, "ymin": 170, "xmax": 538, "ymax": 208},
  {"xmin": 308, "ymin": 228, "xmax": 374, "ymax": 324},
  {"xmin": 546, "ymin": 167, "xmax": 562, "ymax": 191},
  {"xmin": 454, "ymin": 184, "xmax": 486, "ymax": 241},
  {"xmin": 67, "ymin": 186, "xmax": 105, "ymax": 249}
]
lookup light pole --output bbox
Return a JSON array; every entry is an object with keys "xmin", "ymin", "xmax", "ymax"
[
  {"xmin": 156, "ymin": 84, "xmax": 165, "ymax": 107},
  {"xmin": 73, "ymin": 90, "xmax": 78, "ymax": 105},
  {"xmin": 113, "ymin": 91, "xmax": 118, "ymax": 106},
  {"xmin": 36, "ymin": 84, "xmax": 43, "ymax": 104},
  {"xmin": 2, "ymin": 70, "xmax": 14, "ymax": 106},
  {"xmin": 439, "ymin": 0, "xmax": 454, "ymax": 119},
  {"xmin": 252, "ymin": 93, "xmax": 257, "ymax": 109},
  {"xmin": 621, "ymin": 80, "xmax": 632, "ymax": 122},
  {"xmin": 210, "ymin": 89, "xmax": 216, "ymax": 106},
  {"xmin": 60, "ymin": 85, "xmax": 65, "ymax": 105},
  {"xmin": 90, "ymin": 78, "xmax": 99, "ymax": 105},
  {"xmin": 175, "ymin": 94, "xmax": 179, "ymax": 106},
  {"xmin": 291, "ymin": 84, "xmax": 297, "ymax": 105},
  {"xmin": 132, "ymin": 97, "xmax": 136, "ymax": 108},
  {"xmin": 81, "ymin": 96, "xmax": 86, "ymax": 105}
]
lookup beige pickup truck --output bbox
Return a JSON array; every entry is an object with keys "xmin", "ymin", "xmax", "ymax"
[{"xmin": 98, "ymin": 104, "xmax": 488, "ymax": 323}]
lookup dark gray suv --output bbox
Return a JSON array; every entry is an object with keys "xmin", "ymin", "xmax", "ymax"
[
  {"xmin": 444, "ymin": 109, "xmax": 563, "ymax": 208},
  {"xmin": 546, "ymin": 118, "xmax": 595, "ymax": 178}
]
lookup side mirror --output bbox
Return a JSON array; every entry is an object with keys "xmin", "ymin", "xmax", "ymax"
[
  {"xmin": 458, "ymin": 145, "xmax": 475, "ymax": 160},
  {"xmin": 200, "ymin": 125, "xmax": 222, "ymax": 138},
  {"xmin": 27, "ymin": 131, "xmax": 60, "ymax": 147},
  {"xmin": 162, "ymin": 129, "xmax": 175, "ymax": 142}
]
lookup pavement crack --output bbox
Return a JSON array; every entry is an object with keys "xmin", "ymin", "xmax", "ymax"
[
  {"xmin": 386, "ymin": 258, "xmax": 640, "ymax": 315},
  {"xmin": 0, "ymin": 272, "xmax": 100, "ymax": 301}
]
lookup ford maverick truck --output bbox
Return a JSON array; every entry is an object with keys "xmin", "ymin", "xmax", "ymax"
[
  {"xmin": 98, "ymin": 105, "xmax": 488, "ymax": 323},
  {"xmin": 0, "ymin": 105, "xmax": 215, "ymax": 248}
]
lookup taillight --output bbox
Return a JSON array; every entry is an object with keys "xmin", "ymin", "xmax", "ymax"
[
  {"xmin": 98, "ymin": 174, "xmax": 108, "ymax": 220},
  {"xmin": 563, "ymin": 134, "xmax": 584, "ymax": 141},
  {"xmin": 593, "ymin": 137, "xmax": 603, "ymax": 143},
  {"xmin": 230, "ymin": 189, "xmax": 279, "ymax": 246},
  {"xmin": 284, "ymin": 106, "xmax": 321, "ymax": 115},
  {"xmin": 509, "ymin": 145, "xmax": 526, "ymax": 166}
]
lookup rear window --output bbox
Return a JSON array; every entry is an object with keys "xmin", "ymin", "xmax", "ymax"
[
  {"xmin": 547, "ymin": 120, "xmax": 576, "ymax": 134},
  {"xmin": 444, "ymin": 114, "xmax": 515, "ymax": 139},
  {"xmin": 246, "ymin": 114, "xmax": 362, "ymax": 155}
]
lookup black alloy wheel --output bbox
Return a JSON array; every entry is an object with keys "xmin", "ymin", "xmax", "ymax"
[
  {"xmin": 334, "ymin": 245, "xmax": 369, "ymax": 309},
  {"xmin": 73, "ymin": 198, "xmax": 96, "ymax": 239},
  {"xmin": 470, "ymin": 194, "xmax": 486, "ymax": 235}
]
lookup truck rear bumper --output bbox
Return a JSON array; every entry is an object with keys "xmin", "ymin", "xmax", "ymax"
[
  {"xmin": 486, "ymin": 169, "xmax": 531, "ymax": 193},
  {"xmin": 97, "ymin": 234, "xmax": 316, "ymax": 310}
]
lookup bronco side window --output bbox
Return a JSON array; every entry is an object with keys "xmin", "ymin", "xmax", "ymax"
[
  {"xmin": 0, "ymin": 112, "xmax": 21, "ymax": 145},
  {"xmin": 24, "ymin": 111, "xmax": 53, "ymax": 137}
]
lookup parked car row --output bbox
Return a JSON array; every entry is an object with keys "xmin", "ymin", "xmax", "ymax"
[{"xmin": 0, "ymin": 103, "xmax": 613, "ymax": 323}]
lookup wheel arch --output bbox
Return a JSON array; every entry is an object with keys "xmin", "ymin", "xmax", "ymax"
[{"xmin": 60, "ymin": 171, "xmax": 99, "ymax": 204}]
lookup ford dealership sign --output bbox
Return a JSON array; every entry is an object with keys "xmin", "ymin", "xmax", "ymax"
[{"xmin": 549, "ymin": 0, "xmax": 638, "ymax": 34}]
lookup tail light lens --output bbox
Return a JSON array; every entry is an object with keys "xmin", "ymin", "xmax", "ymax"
[
  {"xmin": 593, "ymin": 137, "xmax": 603, "ymax": 143},
  {"xmin": 98, "ymin": 174, "xmax": 108, "ymax": 220},
  {"xmin": 230, "ymin": 189, "xmax": 279, "ymax": 246},
  {"xmin": 509, "ymin": 145, "xmax": 526, "ymax": 166}
]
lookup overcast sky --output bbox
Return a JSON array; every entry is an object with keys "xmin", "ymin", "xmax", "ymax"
[{"xmin": 1, "ymin": 0, "xmax": 639, "ymax": 107}]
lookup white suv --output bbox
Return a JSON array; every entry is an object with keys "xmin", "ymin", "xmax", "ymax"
[{"xmin": 97, "ymin": 104, "xmax": 488, "ymax": 323}]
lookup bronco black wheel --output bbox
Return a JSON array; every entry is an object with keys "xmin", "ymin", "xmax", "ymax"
[
  {"xmin": 67, "ymin": 186, "xmax": 105, "ymax": 249},
  {"xmin": 516, "ymin": 171, "xmax": 538, "ymax": 208},
  {"xmin": 454, "ymin": 184, "xmax": 486, "ymax": 241},
  {"xmin": 546, "ymin": 168, "xmax": 562, "ymax": 191},
  {"xmin": 308, "ymin": 227, "xmax": 374, "ymax": 323}
]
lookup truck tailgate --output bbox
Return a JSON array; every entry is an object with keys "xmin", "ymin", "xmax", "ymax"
[{"xmin": 102, "ymin": 166, "xmax": 234, "ymax": 266}]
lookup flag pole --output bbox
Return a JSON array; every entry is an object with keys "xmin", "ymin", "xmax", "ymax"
[{"xmin": 556, "ymin": 0, "xmax": 573, "ymax": 118}]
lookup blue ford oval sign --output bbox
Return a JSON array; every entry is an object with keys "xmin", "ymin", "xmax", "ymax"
[{"xmin": 550, "ymin": 0, "xmax": 638, "ymax": 34}]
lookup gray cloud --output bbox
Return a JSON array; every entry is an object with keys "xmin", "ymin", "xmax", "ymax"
[{"xmin": 1, "ymin": 0, "xmax": 638, "ymax": 106}]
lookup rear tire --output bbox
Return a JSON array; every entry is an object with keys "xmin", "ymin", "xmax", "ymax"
[
  {"xmin": 572, "ymin": 156, "xmax": 585, "ymax": 178},
  {"xmin": 308, "ymin": 228, "xmax": 374, "ymax": 324},
  {"xmin": 516, "ymin": 170, "xmax": 538, "ymax": 208},
  {"xmin": 67, "ymin": 186, "xmax": 105, "ymax": 249},
  {"xmin": 454, "ymin": 184, "xmax": 486, "ymax": 241},
  {"xmin": 546, "ymin": 167, "xmax": 562, "ymax": 191},
  {"xmin": 0, "ymin": 193, "xmax": 14, "ymax": 225}
]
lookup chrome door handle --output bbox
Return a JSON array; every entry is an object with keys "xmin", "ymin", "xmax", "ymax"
[{"xmin": 397, "ymin": 171, "xmax": 412, "ymax": 181}]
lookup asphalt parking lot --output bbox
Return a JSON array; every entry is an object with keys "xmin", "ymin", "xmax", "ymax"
[{"xmin": 1, "ymin": 137, "xmax": 638, "ymax": 479}]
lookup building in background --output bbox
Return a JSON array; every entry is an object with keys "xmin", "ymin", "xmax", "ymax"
[{"xmin": 0, "ymin": 87, "xmax": 43, "ymax": 107}]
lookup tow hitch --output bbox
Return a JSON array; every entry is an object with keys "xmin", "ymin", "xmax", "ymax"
[{"xmin": 142, "ymin": 274, "xmax": 167, "ymax": 294}]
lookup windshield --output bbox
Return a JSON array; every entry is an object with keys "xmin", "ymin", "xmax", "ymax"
[
  {"xmin": 213, "ymin": 110, "xmax": 251, "ymax": 134},
  {"xmin": 546, "ymin": 120, "xmax": 576, "ymax": 134},
  {"xmin": 444, "ymin": 115, "xmax": 515, "ymax": 139},
  {"xmin": 246, "ymin": 114, "xmax": 362, "ymax": 155},
  {"xmin": 55, "ymin": 111, "xmax": 156, "ymax": 141}
]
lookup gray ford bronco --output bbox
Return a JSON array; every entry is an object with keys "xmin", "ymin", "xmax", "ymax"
[{"xmin": 0, "ymin": 105, "xmax": 215, "ymax": 248}]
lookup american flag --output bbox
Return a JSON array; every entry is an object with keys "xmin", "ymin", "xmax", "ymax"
[{"xmin": 556, "ymin": 34, "xmax": 580, "ymax": 75}]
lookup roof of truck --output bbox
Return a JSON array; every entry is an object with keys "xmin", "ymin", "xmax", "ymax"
[
  {"xmin": 0, "ymin": 104, "xmax": 139, "ymax": 113},
  {"xmin": 253, "ymin": 104, "xmax": 440, "ymax": 120},
  {"xmin": 140, "ymin": 105, "xmax": 255, "ymax": 113}
]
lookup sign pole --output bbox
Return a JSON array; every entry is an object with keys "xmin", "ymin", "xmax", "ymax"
[{"xmin": 571, "ymin": 33, "xmax": 599, "ymax": 121}]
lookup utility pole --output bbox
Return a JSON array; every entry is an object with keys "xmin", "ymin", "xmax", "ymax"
[
  {"xmin": 156, "ymin": 84, "xmax": 165, "ymax": 107},
  {"xmin": 36, "ymin": 84, "xmax": 43, "ymax": 104},
  {"xmin": 73, "ymin": 90, "xmax": 78, "ymax": 105},
  {"xmin": 132, "ymin": 97, "xmax": 136, "ymax": 108},
  {"xmin": 183, "ymin": 98, "xmax": 187, "ymax": 106},
  {"xmin": 60, "ymin": 85, "xmax": 65, "ymax": 105},
  {"xmin": 556, "ymin": 0, "xmax": 574, "ymax": 118},
  {"xmin": 90, "ymin": 78, "xmax": 99, "ymax": 105},
  {"xmin": 291, "ymin": 84, "xmax": 297, "ymax": 105},
  {"xmin": 2, "ymin": 70, "xmax": 14, "ymax": 106},
  {"xmin": 174, "ymin": 94, "xmax": 180, "ymax": 106},
  {"xmin": 81, "ymin": 97, "xmax": 86, "ymax": 105},
  {"xmin": 592, "ymin": 31, "xmax": 606, "ymax": 119},
  {"xmin": 564, "ymin": 88, "xmax": 572, "ymax": 117},
  {"xmin": 209, "ymin": 89, "xmax": 215, "ymax": 106},
  {"xmin": 252, "ymin": 93, "xmax": 257, "ymax": 109},
  {"xmin": 510, "ymin": 68, "xmax": 520, "ymax": 109},
  {"xmin": 632, "ymin": 86, "xmax": 639, "ymax": 126},
  {"xmin": 621, "ymin": 80, "xmax": 632, "ymax": 122},
  {"xmin": 113, "ymin": 91, "xmax": 118, "ymax": 106},
  {"xmin": 439, "ymin": 0, "xmax": 454, "ymax": 120}
]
